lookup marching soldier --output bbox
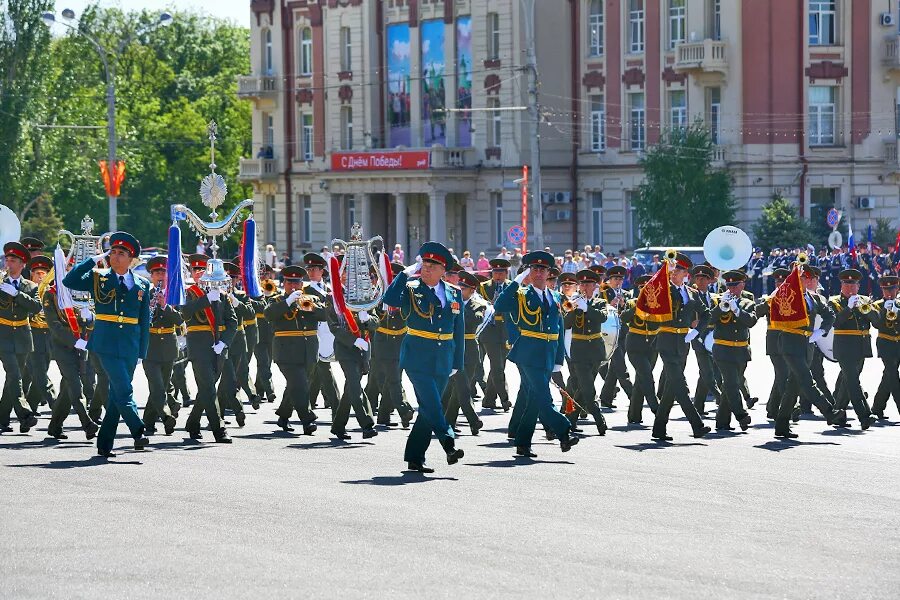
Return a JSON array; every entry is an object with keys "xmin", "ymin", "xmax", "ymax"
[
  {"xmin": 623, "ymin": 274, "xmax": 659, "ymax": 424},
  {"xmin": 758, "ymin": 268, "xmax": 789, "ymax": 420},
  {"xmin": 796, "ymin": 265, "xmax": 837, "ymax": 418},
  {"xmin": 479, "ymin": 258, "xmax": 512, "ymax": 411},
  {"xmin": 689, "ymin": 264, "xmax": 722, "ymax": 417},
  {"xmin": 563, "ymin": 269, "xmax": 608, "ymax": 435},
  {"xmin": 181, "ymin": 254, "xmax": 238, "ymax": 444},
  {"xmin": 651, "ymin": 253, "xmax": 712, "ymax": 441},
  {"xmin": 830, "ymin": 269, "xmax": 877, "ymax": 430},
  {"xmin": 303, "ymin": 253, "xmax": 341, "ymax": 412},
  {"xmin": 442, "ymin": 270, "xmax": 486, "ymax": 436},
  {"xmin": 0, "ymin": 241, "xmax": 42, "ymax": 434},
  {"xmin": 494, "ymin": 250, "xmax": 580, "ymax": 457},
  {"xmin": 62, "ymin": 232, "xmax": 152, "ymax": 457},
  {"xmin": 328, "ymin": 294, "xmax": 379, "ymax": 440},
  {"xmin": 25, "ymin": 255, "xmax": 53, "ymax": 411},
  {"xmin": 233, "ymin": 257, "xmax": 264, "ymax": 410},
  {"xmin": 141, "ymin": 256, "xmax": 182, "ymax": 436},
  {"xmin": 255, "ymin": 264, "xmax": 277, "ymax": 403},
  {"xmin": 266, "ymin": 265, "xmax": 328, "ymax": 435},
  {"xmin": 370, "ymin": 262, "xmax": 415, "ymax": 428},
  {"xmin": 598, "ymin": 265, "xmax": 633, "ymax": 408},
  {"xmin": 708, "ymin": 270, "xmax": 755, "ymax": 431},
  {"xmin": 172, "ymin": 323, "xmax": 192, "ymax": 409},
  {"xmin": 872, "ymin": 274, "xmax": 900, "ymax": 419},
  {"xmin": 216, "ymin": 261, "xmax": 252, "ymax": 428}
]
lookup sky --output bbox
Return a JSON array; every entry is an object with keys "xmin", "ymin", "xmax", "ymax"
[{"xmin": 44, "ymin": 0, "xmax": 250, "ymax": 28}]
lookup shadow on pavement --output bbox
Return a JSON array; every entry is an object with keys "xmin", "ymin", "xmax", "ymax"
[
  {"xmin": 8, "ymin": 456, "xmax": 143, "ymax": 468},
  {"xmin": 615, "ymin": 442, "xmax": 708, "ymax": 451},
  {"xmin": 289, "ymin": 439, "xmax": 375, "ymax": 450},
  {"xmin": 465, "ymin": 458, "xmax": 575, "ymax": 467},
  {"xmin": 609, "ymin": 424, "xmax": 648, "ymax": 432},
  {"xmin": 342, "ymin": 472, "xmax": 458, "ymax": 485},
  {"xmin": 820, "ymin": 428, "xmax": 863, "ymax": 436},
  {"xmin": 232, "ymin": 431, "xmax": 305, "ymax": 441},
  {"xmin": 754, "ymin": 440, "xmax": 839, "ymax": 451}
]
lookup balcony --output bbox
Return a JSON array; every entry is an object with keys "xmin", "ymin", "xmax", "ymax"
[
  {"xmin": 430, "ymin": 146, "xmax": 477, "ymax": 169},
  {"xmin": 238, "ymin": 157, "xmax": 279, "ymax": 181},
  {"xmin": 236, "ymin": 75, "xmax": 278, "ymax": 99},
  {"xmin": 711, "ymin": 145, "xmax": 728, "ymax": 165},
  {"xmin": 884, "ymin": 140, "xmax": 899, "ymax": 172},
  {"xmin": 674, "ymin": 39, "xmax": 728, "ymax": 77},
  {"xmin": 882, "ymin": 36, "xmax": 900, "ymax": 74}
]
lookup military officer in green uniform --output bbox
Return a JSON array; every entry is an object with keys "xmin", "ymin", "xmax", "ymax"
[
  {"xmin": 623, "ymin": 274, "xmax": 659, "ymax": 424},
  {"xmin": 141, "ymin": 256, "xmax": 182, "ymax": 436},
  {"xmin": 830, "ymin": 269, "xmax": 877, "ymax": 431},
  {"xmin": 563, "ymin": 269, "xmax": 608, "ymax": 435},
  {"xmin": 180, "ymin": 254, "xmax": 238, "ymax": 444},
  {"xmin": 651, "ymin": 253, "xmax": 712, "ymax": 441},
  {"xmin": 479, "ymin": 258, "xmax": 512, "ymax": 411},
  {"xmin": 303, "ymin": 253, "xmax": 340, "ymax": 412},
  {"xmin": 442, "ymin": 270, "xmax": 486, "ymax": 436},
  {"xmin": 495, "ymin": 250, "xmax": 580, "ymax": 457},
  {"xmin": 43, "ymin": 268, "xmax": 99, "ymax": 440},
  {"xmin": 370, "ymin": 262, "xmax": 414, "ymax": 428},
  {"xmin": 796, "ymin": 265, "xmax": 837, "ymax": 418},
  {"xmin": 871, "ymin": 274, "xmax": 900, "ymax": 419},
  {"xmin": 62, "ymin": 232, "xmax": 152, "ymax": 457},
  {"xmin": 266, "ymin": 265, "xmax": 328, "ymax": 435},
  {"xmin": 757, "ymin": 268, "xmax": 789, "ymax": 420},
  {"xmin": 688, "ymin": 265, "xmax": 722, "ymax": 416},
  {"xmin": 232, "ymin": 257, "xmax": 264, "ymax": 410},
  {"xmin": 382, "ymin": 242, "xmax": 466, "ymax": 472},
  {"xmin": 0, "ymin": 241, "xmax": 42, "ymax": 434},
  {"xmin": 598, "ymin": 265, "xmax": 633, "ymax": 408},
  {"xmin": 255, "ymin": 263, "xmax": 277, "ymax": 403},
  {"xmin": 215, "ymin": 261, "xmax": 253, "ymax": 428},
  {"xmin": 24, "ymin": 255, "xmax": 53, "ymax": 412},
  {"xmin": 708, "ymin": 270, "xmax": 755, "ymax": 431}
]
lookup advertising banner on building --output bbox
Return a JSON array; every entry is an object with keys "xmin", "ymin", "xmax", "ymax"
[
  {"xmin": 421, "ymin": 19, "xmax": 446, "ymax": 146},
  {"xmin": 456, "ymin": 16, "xmax": 472, "ymax": 147},
  {"xmin": 331, "ymin": 151, "xmax": 431, "ymax": 172},
  {"xmin": 386, "ymin": 23, "xmax": 411, "ymax": 147}
]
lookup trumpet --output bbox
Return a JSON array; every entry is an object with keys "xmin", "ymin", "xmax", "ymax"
[
  {"xmin": 261, "ymin": 278, "xmax": 279, "ymax": 296},
  {"xmin": 293, "ymin": 293, "xmax": 322, "ymax": 312},
  {"xmin": 796, "ymin": 252, "xmax": 809, "ymax": 266},
  {"xmin": 561, "ymin": 293, "xmax": 584, "ymax": 313},
  {"xmin": 886, "ymin": 299, "xmax": 898, "ymax": 322},
  {"xmin": 854, "ymin": 295, "xmax": 875, "ymax": 314},
  {"xmin": 718, "ymin": 291, "xmax": 735, "ymax": 311},
  {"xmin": 664, "ymin": 248, "xmax": 678, "ymax": 264}
]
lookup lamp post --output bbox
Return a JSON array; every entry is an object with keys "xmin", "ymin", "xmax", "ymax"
[{"xmin": 41, "ymin": 9, "xmax": 173, "ymax": 232}]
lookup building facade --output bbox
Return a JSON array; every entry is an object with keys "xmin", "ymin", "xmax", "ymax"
[{"xmin": 239, "ymin": 0, "xmax": 900, "ymax": 258}]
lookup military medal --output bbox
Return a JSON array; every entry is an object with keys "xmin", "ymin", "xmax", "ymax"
[
  {"xmin": 138, "ymin": 290, "xmax": 144, "ymax": 301},
  {"xmin": 451, "ymin": 301, "xmax": 460, "ymax": 314}
]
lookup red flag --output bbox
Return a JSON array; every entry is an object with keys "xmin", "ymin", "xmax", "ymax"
[
  {"xmin": 99, "ymin": 160, "xmax": 126, "ymax": 196},
  {"xmin": 635, "ymin": 260, "xmax": 673, "ymax": 322},
  {"xmin": 768, "ymin": 266, "xmax": 809, "ymax": 332}
]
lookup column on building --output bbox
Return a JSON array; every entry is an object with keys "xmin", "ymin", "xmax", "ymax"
[
  {"xmin": 360, "ymin": 193, "xmax": 373, "ymax": 234},
  {"xmin": 429, "ymin": 190, "xmax": 447, "ymax": 244},
  {"xmin": 395, "ymin": 193, "xmax": 408, "ymax": 258}
]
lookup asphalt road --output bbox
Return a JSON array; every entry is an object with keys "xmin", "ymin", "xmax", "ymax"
[{"xmin": 2, "ymin": 324, "xmax": 899, "ymax": 599}]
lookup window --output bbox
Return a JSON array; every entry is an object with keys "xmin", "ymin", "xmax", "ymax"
[
  {"xmin": 263, "ymin": 29, "xmax": 273, "ymax": 74},
  {"xmin": 340, "ymin": 27, "xmax": 352, "ymax": 72},
  {"xmin": 629, "ymin": 93, "xmax": 645, "ymax": 151},
  {"xmin": 341, "ymin": 106, "xmax": 353, "ymax": 150},
  {"xmin": 266, "ymin": 194, "xmax": 277, "ymax": 244},
  {"xmin": 629, "ymin": 0, "xmax": 645, "ymax": 53},
  {"xmin": 263, "ymin": 112, "xmax": 274, "ymax": 149},
  {"xmin": 299, "ymin": 27, "xmax": 313, "ymax": 75},
  {"xmin": 588, "ymin": 0, "xmax": 604, "ymax": 56},
  {"xmin": 487, "ymin": 97, "xmax": 501, "ymax": 147},
  {"xmin": 669, "ymin": 0, "xmax": 686, "ymax": 49},
  {"xmin": 707, "ymin": 87, "xmax": 721, "ymax": 145},
  {"xmin": 708, "ymin": 0, "xmax": 721, "ymax": 40},
  {"xmin": 808, "ymin": 86, "xmax": 837, "ymax": 146},
  {"xmin": 626, "ymin": 191, "xmax": 641, "ymax": 248},
  {"xmin": 590, "ymin": 95, "xmax": 605, "ymax": 152},
  {"xmin": 809, "ymin": 1, "xmax": 837, "ymax": 46},
  {"xmin": 298, "ymin": 195, "xmax": 312, "ymax": 244},
  {"xmin": 591, "ymin": 192, "xmax": 603, "ymax": 245},
  {"xmin": 487, "ymin": 13, "xmax": 500, "ymax": 60},
  {"xmin": 669, "ymin": 90, "xmax": 687, "ymax": 131},
  {"xmin": 347, "ymin": 196, "xmax": 356, "ymax": 229},
  {"xmin": 300, "ymin": 113, "xmax": 313, "ymax": 160},
  {"xmin": 492, "ymin": 192, "xmax": 503, "ymax": 247}
]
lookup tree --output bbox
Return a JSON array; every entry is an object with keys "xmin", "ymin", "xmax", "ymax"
[
  {"xmin": 873, "ymin": 216, "xmax": 896, "ymax": 250},
  {"xmin": 633, "ymin": 122, "xmax": 736, "ymax": 246},
  {"xmin": 752, "ymin": 194, "xmax": 812, "ymax": 252},
  {"xmin": 20, "ymin": 193, "xmax": 63, "ymax": 244}
]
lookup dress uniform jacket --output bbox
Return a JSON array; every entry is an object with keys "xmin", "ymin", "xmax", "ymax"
[
  {"xmin": 710, "ymin": 296, "xmax": 758, "ymax": 363},
  {"xmin": 656, "ymin": 284, "xmax": 710, "ymax": 354},
  {"xmin": 564, "ymin": 296, "xmax": 608, "ymax": 364},
  {"xmin": 494, "ymin": 282, "xmax": 565, "ymax": 371},
  {"xmin": 263, "ymin": 290, "xmax": 327, "ymax": 365},
  {"xmin": 830, "ymin": 295, "xmax": 876, "ymax": 360},
  {"xmin": 181, "ymin": 287, "xmax": 238, "ymax": 359},
  {"xmin": 146, "ymin": 303, "xmax": 184, "ymax": 362},
  {"xmin": 777, "ymin": 293, "xmax": 834, "ymax": 358},
  {"xmin": 872, "ymin": 300, "xmax": 900, "ymax": 360},
  {"xmin": 371, "ymin": 307, "xmax": 407, "ymax": 363},
  {"xmin": 0, "ymin": 276, "xmax": 41, "ymax": 353}
]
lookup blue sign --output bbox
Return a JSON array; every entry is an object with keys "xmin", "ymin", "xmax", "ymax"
[
  {"xmin": 826, "ymin": 208, "xmax": 840, "ymax": 229},
  {"xmin": 507, "ymin": 225, "xmax": 525, "ymax": 245}
]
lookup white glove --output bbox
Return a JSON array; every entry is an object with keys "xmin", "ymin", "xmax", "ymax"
[
  {"xmin": 887, "ymin": 300, "xmax": 896, "ymax": 312},
  {"xmin": 92, "ymin": 250, "xmax": 110, "ymax": 264},
  {"xmin": 809, "ymin": 329, "xmax": 825, "ymax": 344},
  {"xmin": 137, "ymin": 358, "xmax": 142, "ymax": 365},
  {"xmin": 514, "ymin": 268, "xmax": 531, "ymax": 284},
  {"xmin": 353, "ymin": 337, "xmax": 369, "ymax": 352},
  {"xmin": 228, "ymin": 293, "xmax": 239, "ymax": 307},
  {"xmin": 206, "ymin": 289, "xmax": 221, "ymax": 303},
  {"xmin": 450, "ymin": 369, "xmax": 458, "ymax": 377},
  {"xmin": 552, "ymin": 364, "xmax": 563, "ymax": 373},
  {"xmin": 730, "ymin": 298, "xmax": 740, "ymax": 314},
  {"xmin": 848, "ymin": 295, "xmax": 859, "ymax": 309},
  {"xmin": 80, "ymin": 307, "xmax": 94, "ymax": 321},
  {"xmin": 212, "ymin": 341, "xmax": 226, "ymax": 355},
  {"xmin": 286, "ymin": 290, "xmax": 302, "ymax": 305},
  {"xmin": 0, "ymin": 282, "xmax": 18, "ymax": 296},
  {"xmin": 358, "ymin": 310, "xmax": 371, "ymax": 323},
  {"xmin": 403, "ymin": 259, "xmax": 422, "ymax": 276},
  {"xmin": 74, "ymin": 339, "xmax": 88, "ymax": 350},
  {"xmin": 684, "ymin": 329, "xmax": 700, "ymax": 343},
  {"xmin": 575, "ymin": 297, "xmax": 588, "ymax": 312}
]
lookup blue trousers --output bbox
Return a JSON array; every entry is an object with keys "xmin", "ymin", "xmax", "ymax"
[
  {"xmin": 404, "ymin": 370, "xmax": 454, "ymax": 464},
  {"xmin": 96, "ymin": 353, "xmax": 144, "ymax": 454},
  {"xmin": 515, "ymin": 366, "xmax": 571, "ymax": 448}
]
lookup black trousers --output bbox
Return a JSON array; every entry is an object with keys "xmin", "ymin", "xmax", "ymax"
[
  {"xmin": 833, "ymin": 358, "xmax": 872, "ymax": 421},
  {"xmin": 275, "ymin": 360, "xmax": 315, "ymax": 423},
  {"xmin": 873, "ymin": 357, "xmax": 900, "ymax": 415},
  {"xmin": 331, "ymin": 358, "xmax": 374, "ymax": 433},
  {"xmin": 778, "ymin": 353, "xmax": 834, "ymax": 434},
  {"xmin": 627, "ymin": 346, "xmax": 659, "ymax": 423},
  {"xmin": 652, "ymin": 344, "xmax": 705, "ymax": 437}
]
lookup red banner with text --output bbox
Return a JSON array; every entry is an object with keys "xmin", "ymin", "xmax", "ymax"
[{"xmin": 331, "ymin": 151, "xmax": 431, "ymax": 172}]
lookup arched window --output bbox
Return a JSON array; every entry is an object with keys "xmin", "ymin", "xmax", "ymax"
[
  {"xmin": 299, "ymin": 27, "xmax": 313, "ymax": 75},
  {"xmin": 263, "ymin": 28, "xmax": 273, "ymax": 74},
  {"xmin": 588, "ymin": 0, "xmax": 603, "ymax": 56}
]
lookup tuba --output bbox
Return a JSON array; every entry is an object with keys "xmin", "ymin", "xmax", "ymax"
[
  {"xmin": 331, "ymin": 223, "xmax": 385, "ymax": 312},
  {"xmin": 59, "ymin": 215, "xmax": 113, "ymax": 309},
  {"xmin": 703, "ymin": 226, "xmax": 753, "ymax": 272}
]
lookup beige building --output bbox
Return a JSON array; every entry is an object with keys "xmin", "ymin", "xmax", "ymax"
[{"xmin": 239, "ymin": 0, "xmax": 900, "ymax": 258}]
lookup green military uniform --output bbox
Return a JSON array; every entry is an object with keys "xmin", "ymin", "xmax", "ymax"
[
  {"xmin": 442, "ymin": 271, "xmax": 486, "ymax": 435},
  {"xmin": 479, "ymin": 259, "xmax": 512, "ymax": 411},
  {"xmin": 564, "ymin": 269, "xmax": 609, "ymax": 434},
  {"xmin": 25, "ymin": 278, "xmax": 53, "ymax": 412},
  {"xmin": 236, "ymin": 290, "xmax": 264, "ymax": 408},
  {"xmin": 708, "ymin": 271, "xmax": 756, "ymax": 431},
  {"xmin": 622, "ymin": 275, "xmax": 659, "ymax": 424},
  {"xmin": 302, "ymin": 270, "xmax": 340, "ymax": 412},
  {"xmin": 0, "ymin": 242, "xmax": 42, "ymax": 433},
  {"xmin": 254, "ymin": 292, "xmax": 277, "ymax": 403},
  {"xmin": 43, "ymin": 284, "xmax": 99, "ymax": 439},
  {"xmin": 598, "ymin": 268, "xmax": 633, "ymax": 407},
  {"xmin": 871, "ymin": 275, "xmax": 900, "ymax": 419},
  {"xmin": 328, "ymin": 305, "xmax": 378, "ymax": 439},
  {"xmin": 756, "ymin": 269, "xmax": 789, "ymax": 420},
  {"xmin": 370, "ymin": 290, "xmax": 414, "ymax": 427},
  {"xmin": 689, "ymin": 269, "xmax": 722, "ymax": 416},
  {"xmin": 172, "ymin": 324, "xmax": 191, "ymax": 408}
]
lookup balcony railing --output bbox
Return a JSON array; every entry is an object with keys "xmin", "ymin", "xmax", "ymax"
[
  {"xmin": 430, "ymin": 146, "xmax": 477, "ymax": 168},
  {"xmin": 711, "ymin": 145, "xmax": 728, "ymax": 164},
  {"xmin": 883, "ymin": 36, "xmax": 900, "ymax": 72},
  {"xmin": 674, "ymin": 39, "xmax": 728, "ymax": 76},
  {"xmin": 236, "ymin": 75, "xmax": 278, "ymax": 99},
  {"xmin": 884, "ymin": 139, "xmax": 899, "ymax": 168},
  {"xmin": 238, "ymin": 157, "xmax": 279, "ymax": 181}
]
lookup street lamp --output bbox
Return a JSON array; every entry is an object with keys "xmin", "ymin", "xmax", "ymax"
[{"xmin": 41, "ymin": 9, "xmax": 173, "ymax": 231}]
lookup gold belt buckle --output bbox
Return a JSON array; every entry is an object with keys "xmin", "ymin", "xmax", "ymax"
[{"xmin": 117, "ymin": 315, "xmax": 124, "ymax": 323}]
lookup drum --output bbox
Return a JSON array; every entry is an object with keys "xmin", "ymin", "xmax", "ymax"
[
  {"xmin": 813, "ymin": 315, "xmax": 836, "ymax": 362},
  {"xmin": 600, "ymin": 306, "xmax": 620, "ymax": 364}
]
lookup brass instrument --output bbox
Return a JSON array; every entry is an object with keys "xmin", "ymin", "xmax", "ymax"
[
  {"xmin": 886, "ymin": 299, "xmax": 898, "ymax": 323},
  {"xmin": 561, "ymin": 293, "xmax": 584, "ymax": 313},
  {"xmin": 261, "ymin": 278, "xmax": 279, "ymax": 296},
  {"xmin": 796, "ymin": 252, "xmax": 809, "ymax": 266},
  {"xmin": 149, "ymin": 281, "xmax": 164, "ymax": 320},
  {"xmin": 718, "ymin": 291, "xmax": 735, "ymax": 311},
  {"xmin": 856, "ymin": 295, "xmax": 875, "ymax": 315},
  {"xmin": 664, "ymin": 248, "xmax": 678, "ymax": 264}
]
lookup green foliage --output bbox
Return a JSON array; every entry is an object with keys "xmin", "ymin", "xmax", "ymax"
[
  {"xmin": 20, "ymin": 194, "xmax": 64, "ymax": 244},
  {"xmin": 1, "ymin": 4, "xmax": 251, "ymax": 251},
  {"xmin": 874, "ymin": 216, "xmax": 896, "ymax": 250},
  {"xmin": 633, "ymin": 122, "xmax": 737, "ymax": 246},
  {"xmin": 752, "ymin": 194, "xmax": 812, "ymax": 252}
]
